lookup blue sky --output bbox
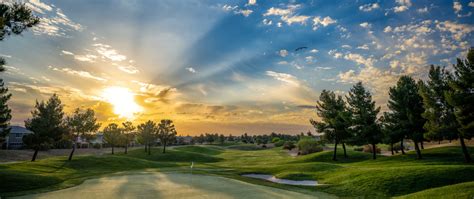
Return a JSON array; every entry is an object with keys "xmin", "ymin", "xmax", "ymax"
[{"xmin": 1, "ymin": 0, "xmax": 473, "ymax": 134}]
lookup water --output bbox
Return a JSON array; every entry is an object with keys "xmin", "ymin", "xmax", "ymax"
[{"xmin": 242, "ymin": 174, "xmax": 318, "ymax": 186}]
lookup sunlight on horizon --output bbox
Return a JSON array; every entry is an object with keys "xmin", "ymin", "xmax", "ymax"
[{"xmin": 101, "ymin": 87, "xmax": 143, "ymax": 120}]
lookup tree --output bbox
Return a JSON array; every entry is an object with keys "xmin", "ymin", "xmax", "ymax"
[
  {"xmin": 0, "ymin": 79, "xmax": 11, "ymax": 147},
  {"xmin": 380, "ymin": 112, "xmax": 405, "ymax": 155},
  {"xmin": 121, "ymin": 121, "xmax": 136, "ymax": 154},
  {"xmin": 66, "ymin": 108, "xmax": 100, "ymax": 160},
  {"xmin": 387, "ymin": 76, "xmax": 425, "ymax": 159},
  {"xmin": 137, "ymin": 120, "xmax": 157, "ymax": 155},
  {"xmin": 445, "ymin": 48, "xmax": 474, "ymax": 162},
  {"xmin": 0, "ymin": 3, "xmax": 39, "ymax": 146},
  {"xmin": 419, "ymin": 66, "xmax": 458, "ymax": 144},
  {"xmin": 310, "ymin": 90, "xmax": 350, "ymax": 161},
  {"xmin": 102, "ymin": 123, "xmax": 122, "ymax": 155},
  {"xmin": 23, "ymin": 94, "xmax": 66, "ymax": 161},
  {"xmin": 346, "ymin": 82, "xmax": 381, "ymax": 160},
  {"xmin": 157, "ymin": 119, "xmax": 177, "ymax": 153}
]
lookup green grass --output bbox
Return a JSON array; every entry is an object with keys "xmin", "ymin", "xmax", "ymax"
[
  {"xmin": 395, "ymin": 181, "xmax": 474, "ymax": 199},
  {"xmin": 0, "ymin": 145, "xmax": 473, "ymax": 198}
]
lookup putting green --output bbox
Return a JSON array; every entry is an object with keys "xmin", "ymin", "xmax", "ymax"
[{"xmin": 15, "ymin": 172, "xmax": 335, "ymax": 199}]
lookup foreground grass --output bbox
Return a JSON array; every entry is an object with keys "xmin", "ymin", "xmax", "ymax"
[{"xmin": 0, "ymin": 145, "xmax": 473, "ymax": 198}]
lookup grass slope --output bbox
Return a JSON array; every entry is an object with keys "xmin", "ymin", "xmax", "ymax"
[{"xmin": 0, "ymin": 145, "xmax": 473, "ymax": 198}]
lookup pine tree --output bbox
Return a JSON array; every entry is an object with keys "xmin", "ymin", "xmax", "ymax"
[
  {"xmin": 445, "ymin": 48, "xmax": 474, "ymax": 163},
  {"xmin": 419, "ymin": 66, "xmax": 458, "ymax": 144},
  {"xmin": 346, "ymin": 82, "xmax": 381, "ymax": 160},
  {"xmin": 0, "ymin": 79, "xmax": 11, "ymax": 146},
  {"xmin": 310, "ymin": 90, "xmax": 350, "ymax": 161},
  {"xmin": 387, "ymin": 76, "xmax": 425, "ymax": 159},
  {"xmin": 23, "ymin": 94, "xmax": 66, "ymax": 161}
]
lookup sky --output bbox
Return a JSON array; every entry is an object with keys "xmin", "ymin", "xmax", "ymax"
[{"xmin": 0, "ymin": 0, "xmax": 473, "ymax": 135}]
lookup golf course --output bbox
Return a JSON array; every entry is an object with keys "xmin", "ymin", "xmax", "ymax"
[{"xmin": 1, "ymin": 144, "xmax": 473, "ymax": 198}]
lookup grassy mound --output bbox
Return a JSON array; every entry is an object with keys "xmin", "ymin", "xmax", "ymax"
[{"xmin": 395, "ymin": 181, "xmax": 474, "ymax": 199}]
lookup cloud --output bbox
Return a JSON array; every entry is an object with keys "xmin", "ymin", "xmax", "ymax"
[
  {"xmin": 281, "ymin": 15, "xmax": 310, "ymax": 25},
  {"xmin": 328, "ymin": 49, "xmax": 343, "ymax": 59},
  {"xmin": 266, "ymin": 71, "xmax": 300, "ymax": 87},
  {"xmin": 453, "ymin": 2, "xmax": 462, "ymax": 14},
  {"xmin": 235, "ymin": 9, "xmax": 253, "ymax": 17},
  {"xmin": 279, "ymin": 49, "xmax": 288, "ymax": 57},
  {"xmin": 262, "ymin": 19, "xmax": 272, "ymax": 25},
  {"xmin": 393, "ymin": 0, "xmax": 412, "ymax": 13},
  {"xmin": 29, "ymin": 1, "xmax": 83, "ymax": 37},
  {"xmin": 436, "ymin": 21, "xmax": 474, "ymax": 41},
  {"xmin": 357, "ymin": 44, "xmax": 369, "ymax": 50},
  {"xmin": 61, "ymin": 50, "xmax": 74, "ymax": 55},
  {"xmin": 310, "ymin": 49, "xmax": 319, "ymax": 53},
  {"xmin": 470, "ymin": 2, "xmax": 474, "ymax": 7},
  {"xmin": 222, "ymin": 4, "xmax": 238, "ymax": 11},
  {"xmin": 263, "ymin": 7, "xmax": 294, "ymax": 16},
  {"xmin": 384, "ymin": 26, "xmax": 393, "ymax": 33},
  {"xmin": 186, "ymin": 67, "xmax": 197, "ymax": 73},
  {"xmin": 360, "ymin": 22, "xmax": 371, "ymax": 28},
  {"xmin": 26, "ymin": 0, "xmax": 52, "ymax": 14},
  {"xmin": 344, "ymin": 53, "xmax": 375, "ymax": 67},
  {"xmin": 263, "ymin": 5, "xmax": 309, "ymax": 26},
  {"xmin": 116, "ymin": 65, "xmax": 139, "ymax": 74},
  {"xmin": 359, "ymin": 3, "xmax": 380, "ymax": 12},
  {"xmin": 93, "ymin": 43, "xmax": 127, "ymax": 62},
  {"xmin": 246, "ymin": 0, "xmax": 257, "ymax": 6},
  {"xmin": 74, "ymin": 54, "xmax": 97, "ymax": 62},
  {"xmin": 417, "ymin": 7, "xmax": 428, "ymax": 13},
  {"xmin": 48, "ymin": 66, "xmax": 107, "ymax": 82},
  {"xmin": 312, "ymin": 16, "xmax": 337, "ymax": 30}
]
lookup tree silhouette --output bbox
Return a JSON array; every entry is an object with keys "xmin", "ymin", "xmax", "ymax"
[
  {"xmin": 137, "ymin": 120, "xmax": 157, "ymax": 155},
  {"xmin": 346, "ymin": 82, "xmax": 381, "ymax": 160},
  {"xmin": 23, "ymin": 94, "xmax": 66, "ymax": 161},
  {"xmin": 121, "ymin": 121, "xmax": 136, "ymax": 154},
  {"xmin": 157, "ymin": 119, "xmax": 177, "ymax": 153},
  {"xmin": 66, "ymin": 108, "xmax": 101, "ymax": 160},
  {"xmin": 445, "ymin": 48, "xmax": 474, "ymax": 163},
  {"xmin": 102, "ymin": 123, "xmax": 122, "ymax": 155}
]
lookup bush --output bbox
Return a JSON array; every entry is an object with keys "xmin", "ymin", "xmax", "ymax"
[
  {"xmin": 92, "ymin": 143, "xmax": 101, "ymax": 149},
  {"xmin": 271, "ymin": 137, "xmax": 281, "ymax": 143},
  {"xmin": 363, "ymin": 145, "xmax": 381, "ymax": 154},
  {"xmin": 353, "ymin": 146, "xmax": 363, "ymax": 151},
  {"xmin": 297, "ymin": 137, "xmax": 323, "ymax": 155},
  {"xmin": 274, "ymin": 140, "xmax": 285, "ymax": 147},
  {"xmin": 283, "ymin": 141, "xmax": 296, "ymax": 150}
]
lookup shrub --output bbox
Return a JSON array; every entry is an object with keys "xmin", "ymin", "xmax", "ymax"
[
  {"xmin": 274, "ymin": 140, "xmax": 285, "ymax": 147},
  {"xmin": 353, "ymin": 146, "xmax": 363, "ymax": 151},
  {"xmin": 283, "ymin": 141, "xmax": 296, "ymax": 150},
  {"xmin": 271, "ymin": 137, "xmax": 281, "ymax": 143},
  {"xmin": 363, "ymin": 145, "xmax": 381, "ymax": 154},
  {"xmin": 297, "ymin": 137, "xmax": 323, "ymax": 155},
  {"xmin": 93, "ymin": 143, "xmax": 101, "ymax": 149}
]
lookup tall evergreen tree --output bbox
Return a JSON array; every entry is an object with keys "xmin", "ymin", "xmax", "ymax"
[
  {"xmin": 445, "ymin": 48, "xmax": 474, "ymax": 163},
  {"xmin": 419, "ymin": 66, "xmax": 458, "ymax": 144},
  {"xmin": 0, "ymin": 3, "xmax": 39, "ymax": 145},
  {"xmin": 346, "ymin": 82, "xmax": 381, "ymax": 160},
  {"xmin": 387, "ymin": 76, "xmax": 425, "ymax": 159},
  {"xmin": 66, "ymin": 108, "xmax": 101, "ymax": 161},
  {"xmin": 310, "ymin": 90, "xmax": 350, "ymax": 161},
  {"xmin": 0, "ymin": 79, "xmax": 11, "ymax": 147},
  {"xmin": 23, "ymin": 94, "xmax": 66, "ymax": 161}
]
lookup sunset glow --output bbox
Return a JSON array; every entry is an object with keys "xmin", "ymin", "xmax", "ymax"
[{"xmin": 101, "ymin": 87, "xmax": 142, "ymax": 119}]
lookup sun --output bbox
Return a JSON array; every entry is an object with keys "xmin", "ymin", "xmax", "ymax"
[{"xmin": 101, "ymin": 87, "xmax": 143, "ymax": 119}]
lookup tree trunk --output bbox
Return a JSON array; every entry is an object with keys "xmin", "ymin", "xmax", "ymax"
[
  {"xmin": 372, "ymin": 144, "xmax": 376, "ymax": 160},
  {"xmin": 459, "ymin": 136, "xmax": 472, "ymax": 163},
  {"xmin": 145, "ymin": 143, "xmax": 148, "ymax": 152},
  {"xmin": 400, "ymin": 139, "xmax": 405, "ymax": 155},
  {"xmin": 420, "ymin": 141, "xmax": 424, "ymax": 149},
  {"xmin": 162, "ymin": 142, "xmax": 166, "ymax": 153},
  {"xmin": 414, "ymin": 141, "xmax": 422, "ymax": 159},
  {"xmin": 438, "ymin": 140, "xmax": 441, "ymax": 144},
  {"xmin": 111, "ymin": 145, "xmax": 114, "ymax": 155},
  {"xmin": 148, "ymin": 144, "xmax": 151, "ymax": 155},
  {"xmin": 390, "ymin": 143, "xmax": 394, "ymax": 155},
  {"xmin": 332, "ymin": 140, "xmax": 338, "ymax": 161},
  {"xmin": 68, "ymin": 142, "xmax": 76, "ymax": 161},
  {"xmin": 342, "ymin": 142, "xmax": 347, "ymax": 158},
  {"xmin": 125, "ymin": 144, "xmax": 128, "ymax": 154},
  {"xmin": 31, "ymin": 148, "xmax": 39, "ymax": 162}
]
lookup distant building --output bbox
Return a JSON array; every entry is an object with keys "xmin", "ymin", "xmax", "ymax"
[{"xmin": 4, "ymin": 126, "xmax": 33, "ymax": 149}]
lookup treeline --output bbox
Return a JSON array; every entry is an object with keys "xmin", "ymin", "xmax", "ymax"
[
  {"xmin": 312, "ymin": 48, "xmax": 474, "ymax": 162},
  {"xmin": 189, "ymin": 132, "xmax": 300, "ymax": 145},
  {"xmin": 20, "ymin": 94, "xmax": 178, "ymax": 161}
]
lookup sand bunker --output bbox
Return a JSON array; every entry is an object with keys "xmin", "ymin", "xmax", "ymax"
[{"xmin": 242, "ymin": 174, "xmax": 318, "ymax": 186}]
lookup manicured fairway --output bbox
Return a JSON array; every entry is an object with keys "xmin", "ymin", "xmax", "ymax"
[{"xmin": 14, "ymin": 172, "xmax": 335, "ymax": 199}]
